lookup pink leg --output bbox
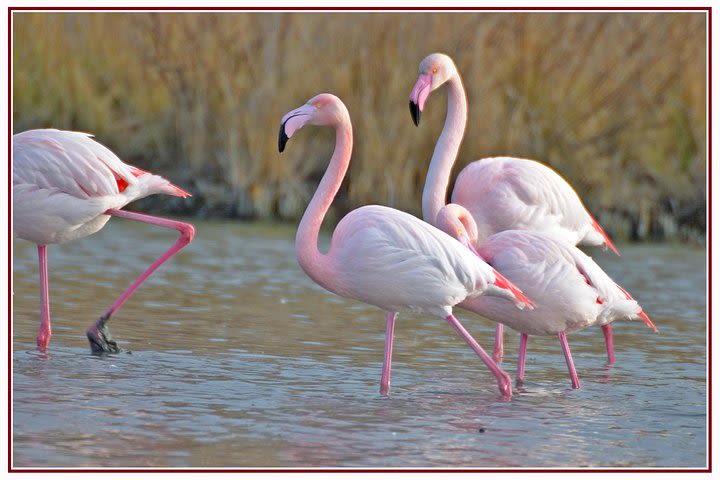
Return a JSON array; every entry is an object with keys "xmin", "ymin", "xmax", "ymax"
[
  {"xmin": 602, "ymin": 323, "xmax": 616, "ymax": 365},
  {"xmin": 444, "ymin": 314, "xmax": 512, "ymax": 397},
  {"xmin": 558, "ymin": 332, "xmax": 581, "ymax": 389},
  {"xmin": 380, "ymin": 312, "xmax": 397, "ymax": 396},
  {"xmin": 36, "ymin": 245, "xmax": 52, "ymax": 350},
  {"xmin": 86, "ymin": 209, "xmax": 195, "ymax": 353},
  {"xmin": 493, "ymin": 323, "xmax": 504, "ymax": 363},
  {"xmin": 516, "ymin": 332, "xmax": 529, "ymax": 386}
]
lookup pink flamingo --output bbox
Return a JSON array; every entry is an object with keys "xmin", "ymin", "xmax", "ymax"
[
  {"xmin": 436, "ymin": 203, "xmax": 656, "ymax": 389},
  {"xmin": 279, "ymin": 93, "xmax": 534, "ymax": 397},
  {"xmin": 409, "ymin": 52, "xmax": 621, "ymax": 364},
  {"xmin": 13, "ymin": 129, "xmax": 195, "ymax": 353}
]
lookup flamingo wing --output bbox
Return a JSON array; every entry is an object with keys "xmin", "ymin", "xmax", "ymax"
[
  {"xmin": 13, "ymin": 129, "xmax": 137, "ymax": 199},
  {"xmin": 330, "ymin": 205, "xmax": 497, "ymax": 316},
  {"xmin": 453, "ymin": 157, "xmax": 597, "ymax": 245}
]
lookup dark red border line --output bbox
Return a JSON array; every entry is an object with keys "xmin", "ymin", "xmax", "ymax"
[
  {"xmin": 707, "ymin": 6, "xmax": 712, "ymax": 474},
  {"xmin": 7, "ymin": 6, "xmax": 712, "ymax": 474}
]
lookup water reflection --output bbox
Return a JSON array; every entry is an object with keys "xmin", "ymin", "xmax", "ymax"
[{"xmin": 12, "ymin": 219, "xmax": 707, "ymax": 468}]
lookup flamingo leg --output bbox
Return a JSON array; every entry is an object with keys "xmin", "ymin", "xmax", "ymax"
[
  {"xmin": 602, "ymin": 323, "xmax": 616, "ymax": 365},
  {"xmin": 36, "ymin": 245, "xmax": 52, "ymax": 350},
  {"xmin": 86, "ymin": 209, "xmax": 195, "ymax": 353},
  {"xmin": 493, "ymin": 323, "xmax": 504, "ymax": 363},
  {"xmin": 380, "ymin": 311, "xmax": 397, "ymax": 396},
  {"xmin": 558, "ymin": 331, "xmax": 581, "ymax": 389},
  {"xmin": 444, "ymin": 314, "xmax": 512, "ymax": 397},
  {"xmin": 516, "ymin": 332, "xmax": 529, "ymax": 386}
]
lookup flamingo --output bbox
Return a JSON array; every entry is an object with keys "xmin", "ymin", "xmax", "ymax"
[
  {"xmin": 13, "ymin": 129, "xmax": 195, "ymax": 353},
  {"xmin": 409, "ymin": 52, "xmax": 621, "ymax": 364},
  {"xmin": 279, "ymin": 93, "xmax": 534, "ymax": 397},
  {"xmin": 436, "ymin": 203, "xmax": 656, "ymax": 389}
]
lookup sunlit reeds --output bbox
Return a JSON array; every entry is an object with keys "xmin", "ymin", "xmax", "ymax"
[{"xmin": 12, "ymin": 12, "xmax": 706, "ymax": 239}]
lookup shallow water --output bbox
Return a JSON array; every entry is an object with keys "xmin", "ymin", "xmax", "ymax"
[{"xmin": 12, "ymin": 219, "xmax": 707, "ymax": 468}]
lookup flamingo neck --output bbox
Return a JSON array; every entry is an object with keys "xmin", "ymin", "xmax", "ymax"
[
  {"xmin": 295, "ymin": 120, "xmax": 353, "ymax": 290},
  {"xmin": 422, "ymin": 74, "xmax": 467, "ymax": 225}
]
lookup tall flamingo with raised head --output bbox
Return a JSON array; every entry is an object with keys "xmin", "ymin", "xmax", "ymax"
[
  {"xmin": 436, "ymin": 203, "xmax": 656, "ymax": 389},
  {"xmin": 279, "ymin": 93, "xmax": 534, "ymax": 397},
  {"xmin": 13, "ymin": 129, "xmax": 195, "ymax": 353},
  {"xmin": 409, "ymin": 52, "xmax": 620, "ymax": 364}
]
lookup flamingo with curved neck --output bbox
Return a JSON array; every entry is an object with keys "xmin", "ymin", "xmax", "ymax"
[
  {"xmin": 436, "ymin": 203, "xmax": 656, "ymax": 389},
  {"xmin": 410, "ymin": 52, "xmax": 620, "ymax": 364},
  {"xmin": 280, "ymin": 93, "xmax": 535, "ymax": 398}
]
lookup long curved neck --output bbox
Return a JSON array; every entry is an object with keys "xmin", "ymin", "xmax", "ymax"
[
  {"xmin": 422, "ymin": 74, "xmax": 467, "ymax": 225},
  {"xmin": 295, "ymin": 120, "xmax": 353, "ymax": 290}
]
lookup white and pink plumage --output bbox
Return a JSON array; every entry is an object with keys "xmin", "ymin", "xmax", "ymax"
[
  {"xmin": 436, "ymin": 203, "xmax": 656, "ymax": 388},
  {"xmin": 279, "ymin": 93, "xmax": 534, "ymax": 397},
  {"xmin": 13, "ymin": 129, "xmax": 195, "ymax": 352},
  {"xmin": 409, "ymin": 52, "xmax": 620, "ymax": 363}
]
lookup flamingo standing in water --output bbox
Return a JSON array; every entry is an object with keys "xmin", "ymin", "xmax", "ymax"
[
  {"xmin": 436, "ymin": 203, "xmax": 656, "ymax": 388},
  {"xmin": 409, "ymin": 52, "xmax": 620, "ymax": 364},
  {"xmin": 13, "ymin": 129, "xmax": 195, "ymax": 353},
  {"xmin": 279, "ymin": 93, "xmax": 534, "ymax": 397}
]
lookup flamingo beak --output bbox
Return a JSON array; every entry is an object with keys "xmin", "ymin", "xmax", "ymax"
[
  {"xmin": 409, "ymin": 73, "xmax": 433, "ymax": 126},
  {"xmin": 278, "ymin": 122, "xmax": 290, "ymax": 153},
  {"xmin": 409, "ymin": 101, "xmax": 421, "ymax": 127},
  {"xmin": 279, "ymin": 106, "xmax": 314, "ymax": 153}
]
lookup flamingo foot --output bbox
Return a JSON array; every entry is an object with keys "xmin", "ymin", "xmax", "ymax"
[
  {"xmin": 497, "ymin": 370, "xmax": 513, "ymax": 398},
  {"xmin": 36, "ymin": 330, "xmax": 51, "ymax": 351},
  {"xmin": 86, "ymin": 315, "xmax": 120, "ymax": 354}
]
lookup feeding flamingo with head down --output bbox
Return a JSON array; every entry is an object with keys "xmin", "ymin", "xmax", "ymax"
[
  {"xmin": 13, "ymin": 129, "xmax": 195, "ymax": 353},
  {"xmin": 436, "ymin": 203, "xmax": 656, "ymax": 389},
  {"xmin": 409, "ymin": 52, "xmax": 621, "ymax": 364},
  {"xmin": 279, "ymin": 93, "xmax": 534, "ymax": 397}
]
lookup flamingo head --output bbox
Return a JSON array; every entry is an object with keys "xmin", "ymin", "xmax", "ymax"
[
  {"xmin": 436, "ymin": 203, "xmax": 480, "ymax": 254},
  {"xmin": 409, "ymin": 53, "xmax": 459, "ymax": 126},
  {"xmin": 279, "ymin": 93, "xmax": 350, "ymax": 152}
]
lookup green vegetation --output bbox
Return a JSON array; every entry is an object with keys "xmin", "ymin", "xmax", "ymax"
[{"xmin": 13, "ymin": 12, "xmax": 706, "ymax": 241}]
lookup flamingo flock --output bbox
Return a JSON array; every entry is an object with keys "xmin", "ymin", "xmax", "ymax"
[{"xmin": 12, "ymin": 52, "xmax": 655, "ymax": 397}]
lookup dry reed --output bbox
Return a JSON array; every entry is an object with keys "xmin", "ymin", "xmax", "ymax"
[{"xmin": 12, "ymin": 11, "xmax": 706, "ymax": 240}]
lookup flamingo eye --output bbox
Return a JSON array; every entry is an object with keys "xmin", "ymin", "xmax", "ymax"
[{"xmin": 432, "ymin": 66, "xmax": 439, "ymax": 74}]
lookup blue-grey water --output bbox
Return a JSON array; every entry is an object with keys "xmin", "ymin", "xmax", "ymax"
[{"xmin": 12, "ymin": 219, "xmax": 707, "ymax": 468}]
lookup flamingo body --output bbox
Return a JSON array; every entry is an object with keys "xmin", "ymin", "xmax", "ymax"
[
  {"xmin": 462, "ymin": 230, "xmax": 650, "ymax": 336},
  {"xmin": 436, "ymin": 204, "xmax": 655, "ymax": 388},
  {"xmin": 320, "ymin": 204, "xmax": 518, "ymax": 318},
  {"xmin": 452, "ymin": 156, "xmax": 611, "ymax": 249},
  {"xmin": 13, "ymin": 129, "xmax": 188, "ymax": 245}
]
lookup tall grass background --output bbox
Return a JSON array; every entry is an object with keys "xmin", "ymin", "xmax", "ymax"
[{"xmin": 13, "ymin": 12, "xmax": 706, "ymax": 241}]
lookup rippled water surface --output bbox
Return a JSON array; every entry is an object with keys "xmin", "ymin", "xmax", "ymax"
[{"xmin": 12, "ymin": 219, "xmax": 707, "ymax": 468}]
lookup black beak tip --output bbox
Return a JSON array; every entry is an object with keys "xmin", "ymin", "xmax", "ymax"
[
  {"xmin": 409, "ymin": 101, "xmax": 421, "ymax": 127},
  {"xmin": 278, "ymin": 123, "xmax": 289, "ymax": 153}
]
